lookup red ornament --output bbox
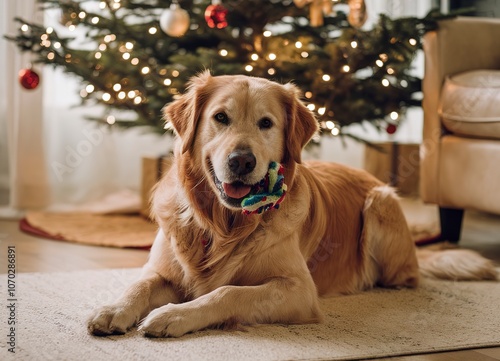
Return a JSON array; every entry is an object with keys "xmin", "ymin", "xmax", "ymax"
[
  {"xmin": 205, "ymin": 3, "xmax": 228, "ymax": 29},
  {"xmin": 386, "ymin": 123, "xmax": 398, "ymax": 135},
  {"xmin": 18, "ymin": 68, "xmax": 40, "ymax": 90}
]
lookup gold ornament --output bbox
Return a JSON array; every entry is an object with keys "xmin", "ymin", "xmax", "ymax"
[
  {"xmin": 293, "ymin": 0, "xmax": 333, "ymax": 27},
  {"xmin": 347, "ymin": 0, "xmax": 368, "ymax": 28}
]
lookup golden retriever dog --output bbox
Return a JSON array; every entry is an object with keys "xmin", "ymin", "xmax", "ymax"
[{"xmin": 88, "ymin": 72, "xmax": 497, "ymax": 338}]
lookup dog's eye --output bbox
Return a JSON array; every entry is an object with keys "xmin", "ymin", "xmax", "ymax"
[
  {"xmin": 258, "ymin": 117, "xmax": 273, "ymax": 129},
  {"xmin": 214, "ymin": 112, "xmax": 229, "ymax": 125}
]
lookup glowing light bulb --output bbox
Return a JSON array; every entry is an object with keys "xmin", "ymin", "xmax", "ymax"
[
  {"xmin": 342, "ymin": 65, "xmax": 350, "ymax": 72},
  {"xmin": 382, "ymin": 79, "xmax": 390, "ymax": 87},
  {"xmin": 53, "ymin": 42, "xmax": 61, "ymax": 49},
  {"xmin": 86, "ymin": 84, "xmax": 95, "ymax": 93},
  {"xmin": 263, "ymin": 30, "xmax": 272, "ymax": 37},
  {"xmin": 113, "ymin": 83, "xmax": 121, "ymax": 91},
  {"xmin": 268, "ymin": 53, "xmax": 277, "ymax": 61},
  {"xmin": 99, "ymin": 1, "xmax": 106, "ymax": 9},
  {"xmin": 133, "ymin": 96, "xmax": 142, "ymax": 104},
  {"xmin": 376, "ymin": 59, "xmax": 384, "ymax": 67},
  {"xmin": 125, "ymin": 42, "xmax": 133, "ymax": 50},
  {"xmin": 318, "ymin": 107, "xmax": 326, "ymax": 115},
  {"xmin": 251, "ymin": 53, "xmax": 259, "ymax": 61},
  {"xmin": 131, "ymin": 58, "xmax": 139, "ymax": 65},
  {"xmin": 307, "ymin": 104, "xmax": 315, "ymax": 111},
  {"xmin": 301, "ymin": 52, "xmax": 309, "ymax": 58},
  {"xmin": 118, "ymin": 91, "xmax": 126, "ymax": 99},
  {"xmin": 219, "ymin": 49, "xmax": 228, "ymax": 56},
  {"xmin": 47, "ymin": 52, "xmax": 55, "ymax": 60},
  {"xmin": 245, "ymin": 65, "xmax": 253, "ymax": 72},
  {"xmin": 305, "ymin": 91, "xmax": 313, "ymax": 99},
  {"xmin": 295, "ymin": 41, "xmax": 303, "ymax": 49},
  {"xmin": 78, "ymin": 11, "xmax": 86, "ymax": 19},
  {"xmin": 141, "ymin": 66, "xmax": 150, "ymax": 74},
  {"xmin": 128, "ymin": 90, "xmax": 136, "ymax": 98},
  {"xmin": 149, "ymin": 27, "xmax": 157, "ymax": 34},
  {"xmin": 331, "ymin": 127, "xmax": 340, "ymax": 136},
  {"xmin": 95, "ymin": 52, "xmax": 102, "ymax": 59},
  {"xmin": 322, "ymin": 74, "xmax": 331, "ymax": 81},
  {"xmin": 122, "ymin": 53, "xmax": 130, "ymax": 60},
  {"xmin": 102, "ymin": 93, "xmax": 111, "ymax": 101},
  {"xmin": 99, "ymin": 44, "xmax": 107, "ymax": 51},
  {"xmin": 172, "ymin": 70, "xmax": 179, "ymax": 77},
  {"xmin": 104, "ymin": 34, "xmax": 116, "ymax": 43},
  {"xmin": 409, "ymin": 38, "xmax": 417, "ymax": 46},
  {"xmin": 268, "ymin": 68, "xmax": 275, "ymax": 75},
  {"xmin": 92, "ymin": 17, "xmax": 99, "ymax": 24},
  {"xmin": 46, "ymin": 27, "xmax": 53, "ymax": 34},
  {"xmin": 21, "ymin": 24, "xmax": 29, "ymax": 32},
  {"xmin": 106, "ymin": 115, "xmax": 116, "ymax": 124},
  {"xmin": 164, "ymin": 79, "xmax": 172, "ymax": 86},
  {"xmin": 325, "ymin": 120, "xmax": 335, "ymax": 129},
  {"xmin": 68, "ymin": 25, "xmax": 76, "ymax": 31},
  {"xmin": 390, "ymin": 111, "xmax": 399, "ymax": 120},
  {"xmin": 387, "ymin": 68, "xmax": 394, "ymax": 75},
  {"xmin": 350, "ymin": 41, "xmax": 358, "ymax": 48}
]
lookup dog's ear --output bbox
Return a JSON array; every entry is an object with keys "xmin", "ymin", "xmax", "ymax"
[
  {"xmin": 282, "ymin": 83, "xmax": 319, "ymax": 164},
  {"xmin": 163, "ymin": 70, "xmax": 212, "ymax": 154}
]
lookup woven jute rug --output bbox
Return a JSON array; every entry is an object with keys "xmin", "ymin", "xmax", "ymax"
[
  {"xmin": 22, "ymin": 212, "xmax": 157, "ymax": 248},
  {"xmin": 21, "ymin": 197, "xmax": 439, "ymax": 249},
  {"xmin": 1, "ymin": 268, "xmax": 498, "ymax": 361}
]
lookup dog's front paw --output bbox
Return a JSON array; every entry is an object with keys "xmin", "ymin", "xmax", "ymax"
[
  {"xmin": 139, "ymin": 304, "xmax": 200, "ymax": 338},
  {"xmin": 87, "ymin": 304, "xmax": 139, "ymax": 336}
]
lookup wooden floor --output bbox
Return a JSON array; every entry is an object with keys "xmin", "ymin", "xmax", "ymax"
[{"xmin": 0, "ymin": 207, "xmax": 499, "ymax": 360}]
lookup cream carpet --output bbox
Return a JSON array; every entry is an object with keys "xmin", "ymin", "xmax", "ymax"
[{"xmin": 1, "ymin": 268, "xmax": 499, "ymax": 361}]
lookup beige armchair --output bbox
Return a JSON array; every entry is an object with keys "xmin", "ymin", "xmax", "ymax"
[{"xmin": 421, "ymin": 16, "xmax": 500, "ymax": 243}]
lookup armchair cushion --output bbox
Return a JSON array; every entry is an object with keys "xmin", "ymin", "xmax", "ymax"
[{"xmin": 439, "ymin": 69, "xmax": 500, "ymax": 140}]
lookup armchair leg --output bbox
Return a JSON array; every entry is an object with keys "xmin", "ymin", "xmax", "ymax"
[{"xmin": 439, "ymin": 207, "xmax": 464, "ymax": 243}]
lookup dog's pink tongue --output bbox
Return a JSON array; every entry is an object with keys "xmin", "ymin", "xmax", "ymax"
[{"xmin": 223, "ymin": 182, "xmax": 251, "ymax": 199}]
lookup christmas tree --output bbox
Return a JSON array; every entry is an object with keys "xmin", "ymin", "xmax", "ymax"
[{"xmin": 6, "ymin": 0, "xmax": 439, "ymax": 140}]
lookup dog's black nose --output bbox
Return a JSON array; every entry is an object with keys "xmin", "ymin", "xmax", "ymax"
[{"xmin": 228, "ymin": 150, "xmax": 256, "ymax": 176}]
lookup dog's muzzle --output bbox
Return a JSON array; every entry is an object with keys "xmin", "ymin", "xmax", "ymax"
[{"xmin": 212, "ymin": 160, "xmax": 287, "ymax": 214}]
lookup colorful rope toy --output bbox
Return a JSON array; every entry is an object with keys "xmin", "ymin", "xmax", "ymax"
[{"xmin": 241, "ymin": 162, "xmax": 287, "ymax": 215}]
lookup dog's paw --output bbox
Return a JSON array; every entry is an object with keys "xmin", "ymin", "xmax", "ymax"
[
  {"xmin": 87, "ymin": 304, "xmax": 139, "ymax": 336},
  {"xmin": 139, "ymin": 304, "xmax": 201, "ymax": 338}
]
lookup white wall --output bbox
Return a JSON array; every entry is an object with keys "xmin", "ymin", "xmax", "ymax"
[{"xmin": 0, "ymin": 0, "xmax": 9, "ymax": 197}]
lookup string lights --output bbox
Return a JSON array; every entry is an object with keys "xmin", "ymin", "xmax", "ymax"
[{"xmin": 6, "ymin": 0, "xmax": 430, "ymax": 137}]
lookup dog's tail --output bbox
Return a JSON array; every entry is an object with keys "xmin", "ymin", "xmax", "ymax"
[{"xmin": 416, "ymin": 244, "xmax": 498, "ymax": 281}]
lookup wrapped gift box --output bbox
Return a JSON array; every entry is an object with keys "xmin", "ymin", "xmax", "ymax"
[
  {"xmin": 141, "ymin": 155, "xmax": 173, "ymax": 218},
  {"xmin": 364, "ymin": 142, "xmax": 420, "ymax": 196}
]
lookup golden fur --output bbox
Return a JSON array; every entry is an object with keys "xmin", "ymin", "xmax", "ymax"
[{"xmin": 88, "ymin": 72, "xmax": 497, "ymax": 338}]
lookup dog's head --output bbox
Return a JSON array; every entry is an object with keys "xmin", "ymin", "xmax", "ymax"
[{"xmin": 164, "ymin": 71, "xmax": 318, "ymax": 211}]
